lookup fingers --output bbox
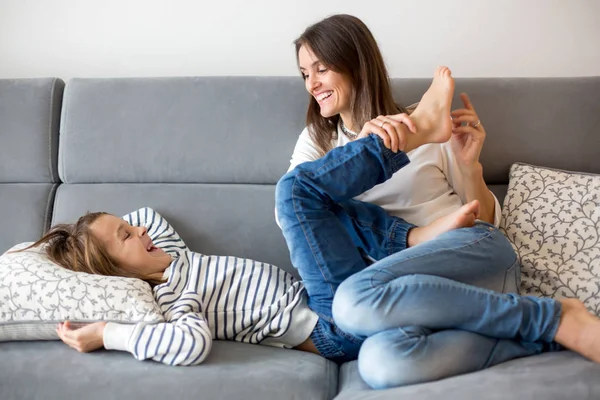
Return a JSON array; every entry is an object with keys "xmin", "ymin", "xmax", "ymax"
[
  {"xmin": 388, "ymin": 113, "xmax": 417, "ymax": 133},
  {"xmin": 460, "ymin": 92, "xmax": 475, "ymax": 110},
  {"xmin": 451, "ymin": 115, "xmax": 479, "ymax": 125},
  {"xmin": 56, "ymin": 322, "xmax": 78, "ymax": 349},
  {"xmin": 375, "ymin": 116, "xmax": 402, "ymax": 152},
  {"xmin": 357, "ymin": 113, "xmax": 413, "ymax": 152},
  {"xmin": 359, "ymin": 121, "xmax": 392, "ymax": 149},
  {"xmin": 451, "ymin": 125, "xmax": 484, "ymax": 138},
  {"xmin": 56, "ymin": 321, "xmax": 87, "ymax": 352}
]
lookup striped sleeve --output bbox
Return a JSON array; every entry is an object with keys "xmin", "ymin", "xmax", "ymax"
[
  {"xmin": 122, "ymin": 207, "xmax": 189, "ymax": 255},
  {"xmin": 103, "ymin": 295, "xmax": 213, "ymax": 366}
]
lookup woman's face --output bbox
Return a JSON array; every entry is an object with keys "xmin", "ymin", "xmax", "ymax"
[
  {"xmin": 90, "ymin": 214, "xmax": 172, "ymax": 278},
  {"xmin": 298, "ymin": 45, "xmax": 353, "ymax": 120}
]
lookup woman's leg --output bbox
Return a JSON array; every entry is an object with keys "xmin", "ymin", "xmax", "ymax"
[
  {"xmin": 330, "ymin": 224, "xmax": 576, "ymax": 387},
  {"xmin": 358, "ymin": 326, "xmax": 560, "ymax": 389},
  {"xmin": 276, "ymin": 135, "xmax": 414, "ymax": 319},
  {"xmin": 333, "ymin": 224, "xmax": 560, "ymax": 341}
]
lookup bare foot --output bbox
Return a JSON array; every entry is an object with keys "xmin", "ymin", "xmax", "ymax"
[
  {"xmin": 404, "ymin": 66, "xmax": 455, "ymax": 153},
  {"xmin": 408, "ymin": 200, "xmax": 480, "ymax": 247},
  {"xmin": 554, "ymin": 298, "xmax": 600, "ymax": 363}
]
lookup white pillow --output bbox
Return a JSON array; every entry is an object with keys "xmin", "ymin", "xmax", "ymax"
[
  {"xmin": 0, "ymin": 242, "xmax": 164, "ymax": 341},
  {"xmin": 500, "ymin": 163, "xmax": 600, "ymax": 314}
]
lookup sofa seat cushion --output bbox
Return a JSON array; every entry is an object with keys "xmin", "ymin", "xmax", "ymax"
[
  {"xmin": 335, "ymin": 352, "xmax": 600, "ymax": 400},
  {"xmin": 0, "ymin": 340, "xmax": 338, "ymax": 400}
]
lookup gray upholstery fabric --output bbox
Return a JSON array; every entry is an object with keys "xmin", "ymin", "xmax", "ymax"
[
  {"xmin": 0, "ymin": 341, "xmax": 338, "ymax": 400},
  {"xmin": 59, "ymin": 77, "xmax": 308, "ymax": 184},
  {"xmin": 51, "ymin": 183, "xmax": 297, "ymax": 277},
  {"xmin": 488, "ymin": 184, "xmax": 508, "ymax": 205},
  {"xmin": 335, "ymin": 352, "xmax": 600, "ymax": 400},
  {"xmin": 0, "ymin": 183, "xmax": 57, "ymax": 255},
  {"xmin": 59, "ymin": 77, "xmax": 600, "ymax": 186},
  {"xmin": 0, "ymin": 78, "xmax": 64, "ymax": 183}
]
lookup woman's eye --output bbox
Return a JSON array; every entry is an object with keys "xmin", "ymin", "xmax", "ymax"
[
  {"xmin": 302, "ymin": 74, "xmax": 309, "ymax": 80},
  {"xmin": 125, "ymin": 233, "xmax": 131, "ymax": 240},
  {"xmin": 318, "ymin": 68, "xmax": 328, "ymax": 74}
]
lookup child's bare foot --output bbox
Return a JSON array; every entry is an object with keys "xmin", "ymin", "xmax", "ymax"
[
  {"xmin": 554, "ymin": 298, "xmax": 600, "ymax": 363},
  {"xmin": 404, "ymin": 66, "xmax": 455, "ymax": 153},
  {"xmin": 408, "ymin": 200, "xmax": 480, "ymax": 247}
]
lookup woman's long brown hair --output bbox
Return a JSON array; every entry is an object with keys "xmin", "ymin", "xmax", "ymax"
[
  {"xmin": 18, "ymin": 212, "xmax": 164, "ymax": 286},
  {"xmin": 294, "ymin": 14, "xmax": 407, "ymax": 157}
]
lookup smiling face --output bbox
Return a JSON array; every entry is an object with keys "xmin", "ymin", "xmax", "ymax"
[
  {"xmin": 90, "ymin": 214, "xmax": 172, "ymax": 279},
  {"xmin": 298, "ymin": 44, "xmax": 354, "ymax": 125}
]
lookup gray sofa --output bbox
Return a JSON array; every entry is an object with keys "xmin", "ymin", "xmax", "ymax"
[{"xmin": 1, "ymin": 76, "xmax": 599, "ymax": 400}]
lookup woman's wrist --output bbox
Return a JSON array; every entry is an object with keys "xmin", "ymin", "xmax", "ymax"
[{"xmin": 458, "ymin": 161, "xmax": 483, "ymax": 179}]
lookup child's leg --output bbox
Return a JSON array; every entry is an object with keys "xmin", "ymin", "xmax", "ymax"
[
  {"xmin": 276, "ymin": 135, "xmax": 413, "ymax": 319},
  {"xmin": 358, "ymin": 326, "xmax": 559, "ymax": 389}
]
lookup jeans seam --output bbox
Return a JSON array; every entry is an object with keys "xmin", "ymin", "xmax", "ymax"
[
  {"xmin": 482, "ymin": 339, "xmax": 501, "ymax": 368},
  {"xmin": 501, "ymin": 257, "xmax": 519, "ymax": 293}
]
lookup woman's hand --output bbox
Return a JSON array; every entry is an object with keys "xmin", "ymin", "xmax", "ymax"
[
  {"xmin": 56, "ymin": 321, "xmax": 106, "ymax": 353},
  {"xmin": 357, "ymin": 113, "xmax": 417, "ymax": 153},
  {"xmin": 450, "ymin": 93, "xmax": 486, "ymax": 172}
]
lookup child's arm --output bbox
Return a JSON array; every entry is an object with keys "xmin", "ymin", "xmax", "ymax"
[
  {"xmin": 123, "ymin": 207, "xmax": 189, "ymax": 255},
  {"xmin": 103, "ymin": 291, "xmax": 213, "ymax": 365},
  {"xmin": 103, "ymin": 313, "xmax": 213, "ymax": 365},
  {"xmin": 57, "ymin": 304, "xmax": 213, "ymax": 366}
]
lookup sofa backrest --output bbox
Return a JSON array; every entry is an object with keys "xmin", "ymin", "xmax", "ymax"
[
  {"xmin": 0, "ymin": 78, "xmax": 64, "ymax": 253},
  {"xmin": 2, "ymin": 76, "xmax": 599, "ymax": 273}
]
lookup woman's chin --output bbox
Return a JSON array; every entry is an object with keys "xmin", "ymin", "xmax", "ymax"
[{"xmin": 320, "ymin": 108, "xmax": 336, "ymax": 118}]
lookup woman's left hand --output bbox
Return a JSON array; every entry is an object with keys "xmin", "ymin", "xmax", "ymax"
[
  {"xmin": 450, "ymin": 93, "xmax": 486, "ymax": 172},
  {"xmin": 56, "ymin": 321, "xmax": 106, "ymax": 353}
]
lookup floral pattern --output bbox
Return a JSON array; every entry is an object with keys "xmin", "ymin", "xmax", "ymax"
[
  {"xmin": 500, "ymin": 163, "xmax": 600, "ymax": 314},
  {"xmin": 0, "ymin": 243, "xmax": 163, "ymax": 341}
]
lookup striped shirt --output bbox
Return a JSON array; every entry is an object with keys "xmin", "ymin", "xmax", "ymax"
[{"xmin": 103, "ymin": 207, "xmax": 318, "ymax": 366}]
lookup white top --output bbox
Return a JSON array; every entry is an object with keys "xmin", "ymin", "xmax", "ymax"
[
  {"xmin": 287, "ymin": 124, "xmax": 501, "ymax": 227},
  {"xmin": 103, "ymin": 207, "xmax": 318, "ymax": 366}
]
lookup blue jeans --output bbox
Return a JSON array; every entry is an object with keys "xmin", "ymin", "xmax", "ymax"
[{"xmin": 276, "ymin": 135, "xmax": 562, "ymax": 388}]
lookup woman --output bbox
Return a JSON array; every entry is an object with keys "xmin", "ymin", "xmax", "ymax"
[{"xmin": 275, "ymin": 14, "xmax": 600, "ymax": 388}]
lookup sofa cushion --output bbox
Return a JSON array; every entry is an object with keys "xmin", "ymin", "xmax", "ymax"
[
  {"xmin": 0, "ymin": 243, "xmax": 163, "ymax": 341},
  {"xmin": 0, "ymin": 183, "xmax": 57, "ymax": 254},
  {"xmin": 335, "ymin": 352, "xmax": 600, "ymax": 400},
  {"xmin": 0, "ymin": 340, "xmax": 338, "ymax": 400},
  {"xmin": 58, "ymin": 77, "xmax": 307, "ymax": 184},
  {"xmin": 0, "ymin": 78, "xmax": 63, "ymax": 183},
  {"xmin": 500, "ymin": 163, "xmax": 600, "ymax": 312}
]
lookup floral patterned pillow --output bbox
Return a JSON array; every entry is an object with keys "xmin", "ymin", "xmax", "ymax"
[
  {"xmin": 0, "ymin": 242, "xmax": 164, "ymax": 341},
  {"xmin": 500, "ymin": 163, "xmax": 600, "ymax": 314}
]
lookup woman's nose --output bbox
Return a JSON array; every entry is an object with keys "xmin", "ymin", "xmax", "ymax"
[
  {"xmin": 307, "ymin": 76, "xmax": 320, "ymax": 93},
  {"xmin": 137, "ymin": 226, "xmax": 147, "ymax": 237}
]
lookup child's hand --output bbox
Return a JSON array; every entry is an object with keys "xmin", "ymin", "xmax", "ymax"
[{"xmin": 56, "ymin": 321, "xmax": 107, "ymax": 353}]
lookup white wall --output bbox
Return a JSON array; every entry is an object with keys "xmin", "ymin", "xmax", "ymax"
[{"xmin": 1, "ymin": 0, "xmax": 599, "ymax": 79}]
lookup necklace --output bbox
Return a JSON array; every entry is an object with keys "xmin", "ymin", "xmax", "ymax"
[{"xmin": 340, "ymin": 120, "xmax": 359, "ymax": 139}]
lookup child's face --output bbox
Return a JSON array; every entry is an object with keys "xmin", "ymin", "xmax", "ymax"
[{"xmin": 90, "ymin": 214, "xmax": 172, "ymax": 279}]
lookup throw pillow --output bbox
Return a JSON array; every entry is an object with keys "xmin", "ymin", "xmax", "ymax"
[
  {"xmin": 500, "ymin": 163, "xmax": 600, "ymax": 314},
  {"xmin": 0, "ymin": 242, "xmax": 164, "ymax": 341}
]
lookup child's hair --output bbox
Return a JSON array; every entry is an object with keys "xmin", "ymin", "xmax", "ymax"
[{"xmin": 19, "ymin": 212, "xmax": 163, "ymax": 285}]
